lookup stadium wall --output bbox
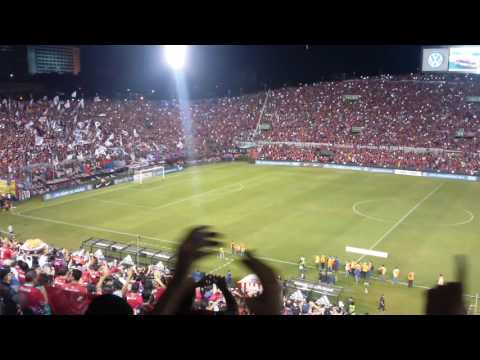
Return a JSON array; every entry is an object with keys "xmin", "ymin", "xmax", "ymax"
[{"xmin": 255, "ymin": 160, "xmax": 479, "ymax": 182}]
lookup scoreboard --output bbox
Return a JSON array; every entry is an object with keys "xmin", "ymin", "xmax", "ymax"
[{"xmin": 422, "ymin": 46, "xmax": 480, "ymax": 74}]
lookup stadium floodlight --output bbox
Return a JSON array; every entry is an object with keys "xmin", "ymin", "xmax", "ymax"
[{"xmin": 164, "ymin": 45, "xmax": 187, "ymax": 71}]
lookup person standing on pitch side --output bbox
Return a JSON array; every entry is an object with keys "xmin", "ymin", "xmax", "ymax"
[
  {"xmin": 407, "ymin": 271, "xmax": 415, "ymax": 288},
  {"xmin": 437, "ymin": 274, "xmax": 444, "ymax": 286},
  {"xmin": 378, "ymin": 294, "xmax": 386, "ymax": 313},
  {"xmin": 392, "ymin": 267, "xmax": 400, "ymax": 285}
]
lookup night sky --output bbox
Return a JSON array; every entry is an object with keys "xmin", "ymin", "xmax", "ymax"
[{"xmin": 79, "ymin": 45, "xmax": 422, "ymax": 99}]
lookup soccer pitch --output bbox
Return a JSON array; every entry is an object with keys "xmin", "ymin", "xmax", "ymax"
[{"xmin": 3, "ymin": 162, "xmax": 480, "ymax": 314}]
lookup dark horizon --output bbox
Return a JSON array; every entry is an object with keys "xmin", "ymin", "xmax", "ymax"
[
  {"xmin": 1, "ymin": 45, "xmax": 423, "ymax": 99},
  {"xmin": 80, "ymin": 45, "xmax": 423, "ymax": 98}
]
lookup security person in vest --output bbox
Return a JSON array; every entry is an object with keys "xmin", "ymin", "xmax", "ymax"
[{"xmin": 407, "ymin": 271, "xmax": 415, "ymax": 288}]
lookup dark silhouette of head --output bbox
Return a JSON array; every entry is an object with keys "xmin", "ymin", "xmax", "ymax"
[{"xmin": 85, "ymin": 295, "xmax": 133, "ymax": 315}]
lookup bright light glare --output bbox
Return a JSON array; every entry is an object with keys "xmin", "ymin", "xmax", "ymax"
[{"xmin": 164, "ymin": 45, "xmax": 187, "ymax": 70}]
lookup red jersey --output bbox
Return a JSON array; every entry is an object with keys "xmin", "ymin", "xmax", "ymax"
[
  {"xmin": 126, "ymin": 292, "xmax": 143, "ymax": 311},
  {"xmin": 0, "ymin": 247, "xmax": 12, "ymax": 260},
  {"xmin": 53, "ymin": 276, "xmax": 68, "ymax": 288},
  {"xmin": 61, "ymin": 282, "xmax": 88, "ymax": 295},
  {"xmin": 81, "ymin": 270, "xmax": 100, "ymax": 285},
  {"xmin": 18, "ymin": 283, "xmax": 47, "ymax": 313}
]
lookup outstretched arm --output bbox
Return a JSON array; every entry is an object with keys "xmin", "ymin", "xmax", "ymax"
[{"xmin": 151, "ymin": 226, "xmax": 221, "ymax": 315}]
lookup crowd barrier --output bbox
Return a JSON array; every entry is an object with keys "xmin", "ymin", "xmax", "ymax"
[{"xmin": 255, "ymin": 160, "xmax": 479, "ymax": 182}]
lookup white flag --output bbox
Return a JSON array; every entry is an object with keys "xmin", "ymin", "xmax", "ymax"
[
  {"xmin": 78, "ymin": 99, "xmax": 85, "ymax": 109},
  {"xmin": 65, "ymin": 100, "xmax": 70, "ymax": 109},
  {"xmin": 120, "ymin": 255, "xmax": 135, "ymax": 266},
  {"xmin": 53, "ymin": 96, "xmax": 59, "ymax": 105},
  {"xmin": 93, "ymin": 249, "xmax": 104, "ymax": 260},
  {"xmin": 71, "ymin": 91, "xmax": 77, "ymax": 98},
  {"xmin": 35, "ymin": 134, "xmax": 44, "ymax": 146},
  {"xmin": 155, "ymin": 261, "xmax": 165, "ymax": 270},
  {"xmin": 57, "ymin": 103, "xmax": 61, "ymax": 111},
  {"xmin": 72, "ymin": 249, "xmax": 85, "ymax": 257}
]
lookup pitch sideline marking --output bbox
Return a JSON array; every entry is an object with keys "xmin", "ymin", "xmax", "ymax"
[
  {"xmin": 13, "ymin": 213, "xmax": 178, "ymax": 245},
  {"xmin": 356, "ymin": 183, "xmax": 444, "ymax": 262},
  {"xmin": 207, "ymin": 258, "xmax": 235, "ymax": 274}
]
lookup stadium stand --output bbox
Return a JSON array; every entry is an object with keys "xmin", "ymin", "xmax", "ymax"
[{"xmin": 1, "ymin": 72, "xmax": 477, "ymax": 315}]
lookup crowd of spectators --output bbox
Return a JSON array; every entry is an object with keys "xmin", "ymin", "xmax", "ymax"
[
  {"xmin": 256, "ymin": 73, "xmax": 480, "ymax": 175},
  {"xmin": 0, "ymin": 227, "xmax": 352, "ymax": 315},
  {"xmin": 258, "ymin": 144, "xmax": 480, "ymax": 175},
  {"xmin": 2, "ymin": 72, "xmax": 480, "ymax": 188},
  {"xmin": 0, "ymin": 93, "xmax": 263, "ymax": 189}
]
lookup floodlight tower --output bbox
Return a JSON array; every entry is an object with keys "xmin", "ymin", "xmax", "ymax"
[{"xmin": 164, "ymin": 45, "xmax": 187, "ymax": 71}]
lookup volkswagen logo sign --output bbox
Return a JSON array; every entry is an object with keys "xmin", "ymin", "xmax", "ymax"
[{"xmin": 428, "ymin": 52, "xmax": 444, "ymax": 68}]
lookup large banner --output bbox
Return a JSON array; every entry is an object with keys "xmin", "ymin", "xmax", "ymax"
[
  {"xmin": 465, "ymin": 96, "xmax": 480, "ymax": 103},
  {"xmin": 343, "ymin": 95, "xmax": 361, "ymax": 101},
  {"xmin": 43, "ymin": 184, "xmax": 93, "ymax": 201},
  {"xmin": 0, "ymin": 180, "xmax": 16, "ymax": 195}
]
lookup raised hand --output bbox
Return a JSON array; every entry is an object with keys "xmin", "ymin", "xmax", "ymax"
[
  {"xmin": 175, "ymin": 226, "xmax": 222, "ymax": 277},
  {"xmin": 241, "ymin": 251, "xmax": 282, "ymax": 315},
  {"xmin": 151, "ymin": 226, "xmax": 222, "ymax": 315}
]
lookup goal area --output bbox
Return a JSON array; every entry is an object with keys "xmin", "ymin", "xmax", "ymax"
[{"xmin": 133, "ymin": 166, "xmax": 165, "ymax": 184}]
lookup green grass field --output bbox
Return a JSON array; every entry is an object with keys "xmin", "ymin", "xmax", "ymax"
[{"xmin": 3, "ymin": 162, "xmax": 480, "ymax": 314}]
